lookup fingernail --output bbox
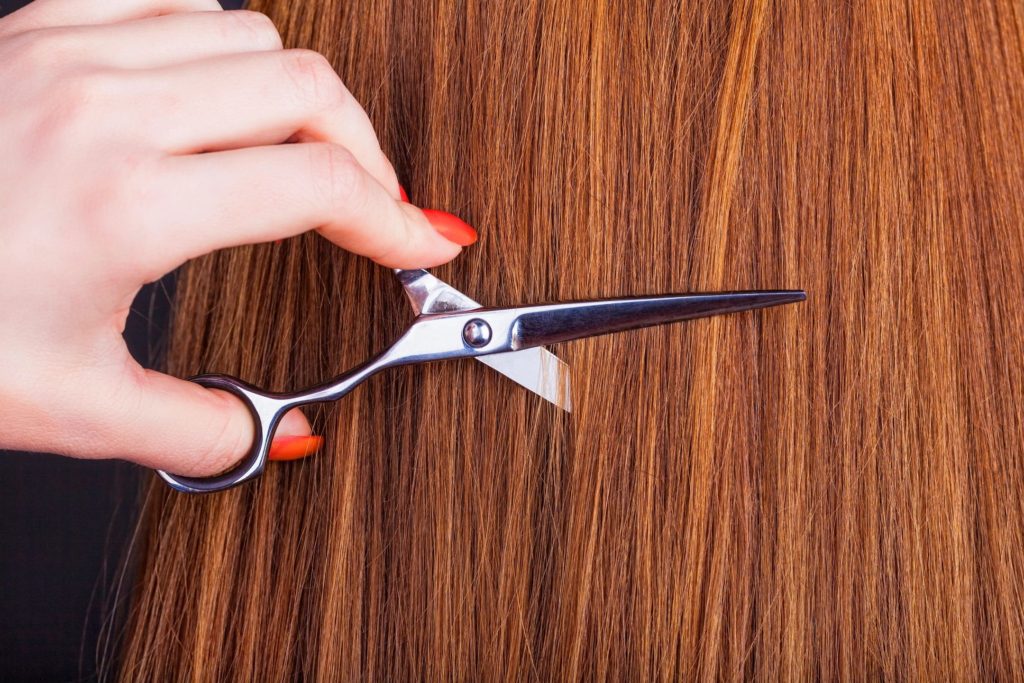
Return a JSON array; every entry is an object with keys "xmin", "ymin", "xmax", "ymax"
[
  {"xmin": 268, "ymin": 435, "xmax": 323, "ymax": 461},
  {"xmin": 399, "ymin": 184, "xmax": 409, "ymax": 202},
  {"xmin": 421, "ymin": 208, "xmax": 478, "ymax": 246}
]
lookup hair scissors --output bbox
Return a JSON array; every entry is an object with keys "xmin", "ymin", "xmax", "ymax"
[{"xmin": 158, "ymin": 269, "xmax": 805, "ymax": 493}]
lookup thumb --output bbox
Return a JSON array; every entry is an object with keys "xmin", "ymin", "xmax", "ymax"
[{"xmin": 101, "ymin": 369, "xmax": 318, "ymax": 476}]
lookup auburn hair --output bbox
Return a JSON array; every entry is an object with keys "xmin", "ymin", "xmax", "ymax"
[{"xmin": 116, "ymin": 0, "xmax": 1024, "ymax": 679}]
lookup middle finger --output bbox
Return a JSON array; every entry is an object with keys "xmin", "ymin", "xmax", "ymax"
[{"xmin": 134, "ymin": 48, "xmax": 400, "ymax": 197}]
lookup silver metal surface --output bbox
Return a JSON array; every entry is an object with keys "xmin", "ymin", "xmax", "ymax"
[
  {"xmin": 478, "ymin": 348, "xmax": 572, "ymax": 412},
  {"xmin": 462, "ymin": 319, "xmax": 492, "ymax": 347},
  {"xmin": 507, "ymin": 291, "xmax": 807, "ymax": 349},
  {"xmin": 393, "ymin": 269, "xmax": 571, "ymax": 409},
  {"xmin": 158, "ymin": 271, "xmax": 805, "ymax": 494}
]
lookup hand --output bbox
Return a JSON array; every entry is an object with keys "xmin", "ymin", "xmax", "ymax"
[{"xmin": 0, "ymin": 0, "xmax": 476, "ymax": 477}]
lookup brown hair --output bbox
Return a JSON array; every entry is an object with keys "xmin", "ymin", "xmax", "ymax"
[{"xmin": 117, "ymin": 0, "xmax": 1024, "ymax": 679}]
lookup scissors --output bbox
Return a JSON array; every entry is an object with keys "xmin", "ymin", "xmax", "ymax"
[{"xmin": 158, "ymin": 269, "xmax": 805, "ymax": 493}]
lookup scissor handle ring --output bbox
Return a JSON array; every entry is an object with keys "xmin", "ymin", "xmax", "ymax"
[{"xmin": 156, "ymin": 374, "xmax": 289, "ymax": 494}]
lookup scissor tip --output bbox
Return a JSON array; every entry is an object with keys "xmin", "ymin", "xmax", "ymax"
[
  {"xmin": 722, "ymin": 289, "xmax": 806, "ymax": 314},
  {"xmin": 746, "ymin": 290, "xmax": 806, "ymax": 307}
]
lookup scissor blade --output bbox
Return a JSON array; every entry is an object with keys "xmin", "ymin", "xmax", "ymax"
[
  {"xmin": 393, "ymin": 269, "xmax": 572, "ymax": 411},
  {"xmin": 510, "ymin": 291, "xmax": 806, "ymax": 350},
  {"xmin": 394, "ymin": 268, "xmax": 481, "ymax": 315},
  {"xmin": 477, "ymin": 348, "xmax": 572, "ymax": 411}
]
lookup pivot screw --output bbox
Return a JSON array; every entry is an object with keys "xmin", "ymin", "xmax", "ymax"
[{"xmin": 462, "ymin": 319, "xmax": 492, "ymax": 348}]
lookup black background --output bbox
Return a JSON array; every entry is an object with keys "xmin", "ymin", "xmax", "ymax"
[{"xmin": 0, "ymin": 1, "xmax": 244, "ymax": 680}]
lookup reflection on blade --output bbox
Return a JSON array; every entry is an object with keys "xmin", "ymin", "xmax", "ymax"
[
  {"xmin": 394, "ymin": 268, "xmax": 480, "ymax": 315},
  {"xmin": 478, "ymin": 348, "xmax": 572, "ymax": 412},
  {"xmin": 393, "ymin": 269, "xmax": 573, "ymax": 411},
  {"xmin": 511, "ymin": 291, "xmax": 806, "ymax": 350}
]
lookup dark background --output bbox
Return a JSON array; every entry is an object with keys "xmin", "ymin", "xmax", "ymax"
[{"xmin": 0, "ymin": 1, "xmax": 244, "ymax": 680}]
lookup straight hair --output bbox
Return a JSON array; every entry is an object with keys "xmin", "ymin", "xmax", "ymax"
[{"xmin": 118, "ymin": 0, "xmax": 1024, "ymax": 679}]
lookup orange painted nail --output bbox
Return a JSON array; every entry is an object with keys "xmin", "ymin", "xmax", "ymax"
[
  {"xmin": 421, "ymin": 208, "xmax": 478, "ymax": 246},
  {"xmin": 268, "ymin": 435, "xmax": 323, "ymax": 461},
  {"xmin": 399, "ymin": 184, "xmax": 409, "ymax": 202}
]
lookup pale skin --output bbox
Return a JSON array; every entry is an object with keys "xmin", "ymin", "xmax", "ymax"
[{"xmin": 0, "ymin": 0, "xmax": 469, "ymax": 477}]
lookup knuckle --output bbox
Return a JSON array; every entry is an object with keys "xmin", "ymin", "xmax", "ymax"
[
  {"xmin": 308, "ymin": 144, "xmax": 365, "ymax": 209},
  {"xmin": 77, "ymin": 153, "xmax": 154, "ymax": 242},
  {"xmin": 223, "ymin": 10, "xmax": 282, "ymax": 50},
  {"xmin": 60, "ymin": 69, "xmax": 121, "ymax": 117},
  {"xmin": 324, "ymin": 79, "xmax": 354, "ymax": 114},
  {"xmin": 9, "ymin": 28, "xmax": 80, "ymax": 71},
  {"xmin": 282, "ymin": 49, "xmax": 345, "ymax": 107},
  {"xmin": 27, "ymin": 69, "xmax": 124, "ymax": 146}
]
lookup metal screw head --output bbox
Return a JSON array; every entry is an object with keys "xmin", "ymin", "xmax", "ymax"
[{"xmin": 462, "ymin": 319, "xmax": 492, "ymax": 347}]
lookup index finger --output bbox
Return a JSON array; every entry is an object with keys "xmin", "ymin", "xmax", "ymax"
[{"xmin": 147, "ymin": 142, "xmax": 475, "ymax": 271}]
